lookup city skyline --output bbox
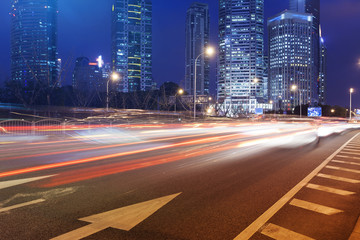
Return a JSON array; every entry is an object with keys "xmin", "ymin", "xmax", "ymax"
[{"xmin": 0, "ymin": 0, "xmax": 359, "ymax": 107}]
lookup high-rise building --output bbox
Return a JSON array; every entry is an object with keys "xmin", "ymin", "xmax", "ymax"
[
  {"xmin": 73, "ymin": 57, "xmax": 104, "ymax": 92},
  {"xmin": 218, "ymin": 0, "xmax": 264, "ymax": 114},
  {"xmin": 319, "ymin": 27, "xmax": 327, "ymax": 105},
  {"xmin": 185, "ymin": 2, "xmax": 210, "ymax": 96},
  {"xmin": 11, "ymin": 0, "xmax": 58, "ymax": 87},
  {"xmin": 112, "ymin": 0, "xmax": 153, "ymax": 93},
  {"xmin": 290, "ymin": 0, "xmax": 320, "ymax": 103},
  {"xmin": 268, "ymin": 10, "xmax": 315, "ymax": 111}
]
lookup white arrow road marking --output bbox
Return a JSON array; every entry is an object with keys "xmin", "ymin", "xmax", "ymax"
[
  {"xmin": 0, "ymin": 199, "xmax": 45, "ymax": 213},
  {"xmin": 0, "ymin": 175, "xmax": 54, "ymax": 190},
  {"xmin": 51, "ymin": 192, "xmax": 182, "ymax": 240}
]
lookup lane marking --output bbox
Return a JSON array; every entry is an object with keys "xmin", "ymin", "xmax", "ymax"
[
  {"xmin": 332, "ymin": 159, "xmax": 360, "ymax": 166},
  {"xmin": 261, "ymin": 223, "xmax": 315, "ymax": 240},
  {"xmin": 340, "ymin": 151, "xmax": 360, "ymax": 156},
  {"xmin": 342, "ymin": 148, "xmax": 360, "ymax": 152},
  {"xmin": 337, "ymin": 155, "xmax": 360, "ymax": 160},
  {"xmin": 306, "ymin": 183, "xmax": 355, "ymax": 196},
  {"xmin": 290, "ymin": 198, "xmax": 343, "ymax": 215},
  {"xmin": 0, "ymin": 199, "xmax": 45, "ymax": 213},
  {"xmin": 0, "ymin": 175, "xmax": 54, "ymax": 190},
  {"xmin": 51, "ymin": 193, "xmax": 181, "ymax": 240},
  {"xmin": 233, "ymin": 132, "xmax": 360, "ymax": 240},
  {"xmin": 317, "ymin": 173, "xmax": 360, "ymax": 183},
  {"xmin": 326, "ymin": 165, "xmax": 360, "ymax": 174}
]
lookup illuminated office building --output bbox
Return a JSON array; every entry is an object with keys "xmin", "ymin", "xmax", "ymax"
[
  {"xmin": 112, "ymin": 0, "xmax": 153, "ymax": 92},
  {"xmin": 185, "ymin": 2, "xmax": 210, "ymax": 96},
  {"xmin": 11, "ymin": 0, "xmax": 59, "ymax": 87},
  {"xmin": 218, "ymin": 0, "xmax": 265, "ymax": 114},
  {"xmin": 268, "ymin": 11, "xmax": 315, "ymax": 111},
  {"xmin": 290, "ymin": 0, "xmax": 320, "ymax": 103},
  {"xmin": 319, "ymin": 28, "xmax": 327, "ymax": 105}
]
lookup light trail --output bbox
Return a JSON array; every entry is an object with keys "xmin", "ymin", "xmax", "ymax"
[
  {"xmin": 0, "ymin": 132, "xmax": 242, "ymax": 162},
  {"xmin": 0, "ymin": 132, "xmax": 247, "ymax": 178}
]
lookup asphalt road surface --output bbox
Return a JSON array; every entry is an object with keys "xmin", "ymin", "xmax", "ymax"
[{"xmin": 0, "ymin": 121, "xmax": 360, "ymax": 240}]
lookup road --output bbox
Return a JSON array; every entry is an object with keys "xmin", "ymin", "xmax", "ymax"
[{"xmin": 0, "ymin": 121, "xmax": 360, "ymax": 240}]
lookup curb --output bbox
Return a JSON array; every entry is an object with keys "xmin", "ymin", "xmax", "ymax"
[{"xmin": 349, "ymin": 217, "xmax": 360, "ymax": 240}]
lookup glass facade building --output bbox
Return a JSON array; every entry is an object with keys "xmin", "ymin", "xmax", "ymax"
[
  {"xmin": 112, "ymin": 0, "xmax": 153, "ymax": 92},
  {"xmin": 290, "ymin": 0, "xmax": 321, "ymax": 104},
  {"xmin": 11, "ymin": 0, "xmax": 58, "ymax": 87},
  {"xmin": 268, "ymin": 11, "xmax": 315, "ymax": 111},
  {"xmin": 185, "ymin": 2, "xmax": 210, "ymax": 96},
  {"xmin": 218, "ymin": 0, "xmax": 264, "ymax": 114},
  {"xmin": 319, "ymin": 28, "xmax": 327, "ymax": 105}
]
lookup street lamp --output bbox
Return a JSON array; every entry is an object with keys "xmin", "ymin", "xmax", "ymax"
[
  {"xmin": 107, "ymin": 72, "xmax": 120, "ymax": 112},
  {"xmin": 350, "ymin": 88, "xmax": 354, "ymax": 120},
  {"xmin": 291, "ymin": 85, "xmax": 302, "ymax": 118},
  {"xmin": 194, "ymin": 46, "xmax": 215, "ymax": 120},
  {"xmin": 175, "ymin": 88, "xmax": 184, "ymax": 113},
  {"xmin": 253, "ymin": 78, "xmax": 259, "ymax": 110}
]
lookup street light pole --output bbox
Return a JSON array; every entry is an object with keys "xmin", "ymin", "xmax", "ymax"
[
  {"xmin": 291, "ymin": 85, "xmax": 302, "ymax": 118},
  {"xmin": 194, "ymin": 47, "xmax": 214, "ymax": 120},
  {"xmin": 107, "ymin": 72, "xmax": 120, "ymax": 112},
  {"xmin": 350, "ymin": 88, "xmax": 354, "ymax": 120},
  {"xmin": 175, "ymin": 88, "xmax": 184, "ymax": 113}
]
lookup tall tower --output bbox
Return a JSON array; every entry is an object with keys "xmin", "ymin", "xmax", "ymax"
[
  {"xmin": 268, "ymin": 11, "xmax": 315, "ymax": 111},
  {"xmin": 290, "ymin": 0, "xmax": 320, "ymax": 104},
  {"xmin": 319, "ymin": 26, "xmax": 327, "ymax": 105},
  {"xmin": 11, "ymin": 0, "xmax": 59, "ymax": 87},
  {"xmin": 112, "ymin": 0, "xmax": 153, "ymax": 93},
  {"xmin": 218, "ymin": 0, "xmax": 264, "ymax": 114},
  {"xmin": 185, "ymin": 2, "xmax": 210, "ymax": 96}
]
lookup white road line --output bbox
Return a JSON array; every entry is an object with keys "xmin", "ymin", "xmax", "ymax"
[
  {"xmin": 337, "ymin": 155, "xmax": 360, "ymax": 160},
  {"xmin": 343, "ymin": 148, "xmax": 360, "ymax": 154},
  {"xmin": 306, "ymin": 183, "xmax": 355, "ymax": 196},
  {"xmin": 0, "ymin": 175, "xmax": 54, "ymax": 190},
  {"xmin": 233, "ymin": 132, "xmax": 360, "ymax": 240},
  {"xmin": 0, "ymin": 199, "xmax": 45, "ymax": 213},
  {"xmin": 261, "ymin": 223, "xmax": 315, "ymax": 240},
  {"xmin": 317, "ymin": 173, "xmax": 360, "ymax": 183},
  {"xmin": 332, "ymin": 159, "xmax": 360, "ymax": 166},
  {"xmin": 326, "ymin": 165, "xmax": 360, "ymax": 174},
  {"xmin": 290, "ymin": 198, "xmax": 343, "ymax": 215},
  {"xmin": 340, "ymin": 151, "xmax": 360, "ymax": 156}
]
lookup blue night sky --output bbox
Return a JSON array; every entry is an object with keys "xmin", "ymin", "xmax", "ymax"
[{"xmin": 0, "ymin": 0, "xmax": 359, "ymax": 107}]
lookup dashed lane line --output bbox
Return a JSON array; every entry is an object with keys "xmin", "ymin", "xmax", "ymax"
[
  {"xmin": 289, "ymin": 198, "xmax": 343, "ymax": 215},
  {"xmin": 326, "ymin": 165, "xmax": 360, "ymax": 174},
  {"xmin": 0, "ymin": 199, "xmax": 45, "ymax": 213},
  {"xmin": 233, "ymin": 132, "xmax": 360, "ymax": 240},
  {"xmin": 306, "ymin": 183, "xmax": 355, "ymax": 196},
  {"xmin": 340, "ymin": 151, "xmax": 360, "ymax": 155},
  {"xmin": 336, "ymin": 155, "xmax": 360, "ymax": 160},
  {"xmin": 332, "ymin": 159, "xmax": 360, "ymax": 166},
  {"xmin": 261, "ymin": 223, "xmax": 315, "ymax": 240},
  {"xmin": 317, "ymin": 173, "xmax": 360, "ymax": 183}
]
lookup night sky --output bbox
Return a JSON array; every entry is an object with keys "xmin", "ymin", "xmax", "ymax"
[{"xmin": 0, "ymin": 0, "xmax": 359, "ymax": 107}]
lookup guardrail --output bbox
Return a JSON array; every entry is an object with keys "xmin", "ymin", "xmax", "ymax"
[{"xmin": 0, "ymin": 115, "xmax": 185, "ymax": 136}]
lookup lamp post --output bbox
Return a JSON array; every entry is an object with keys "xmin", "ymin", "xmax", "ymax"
[
  {"xmin": 107, "ymin": 72, "xmax": 120, "ymax": 112},
  {"xmin": 350, "ymin": 88, "xmax": 354, "ymax": 120},
  {"xmin": 253, "ymin": 78, "xmax": 259, "ymax": 111},
  {"xmin": 291, "ymin": 85, "xmax": 302, "ymax": 118},
  {"xmin": 194, "ymin": 46, "xmax": 215, "ymax": 120},
  {"xmin": 175, "ymin": 88, "xmax": 184, "ymax": 113}
]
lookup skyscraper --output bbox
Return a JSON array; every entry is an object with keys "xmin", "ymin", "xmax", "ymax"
[
  {"xmin": 290, "ymin": 0, "xmax": 320, "ymax": 104},
  {"xmin": 11, "ymin": 0, "xmax": 59, "ymax": 87},
  {"xmin": 319, "ymin": 27, "xmax": 327, "ymax": 105},
  {"xmin": 185, "ymin": 2, "xmax": 210, "ymax": 96},
  {"xmin": 218, "ymin": 0, "xmax": 264, "ymax": 114},
  {"xmin": 268, "ymin": 11, "xmax": 315, "ymax": 111},
  {"xmin": 112, "ymin": 0, "xmax": 153, "ymax": 93}
]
